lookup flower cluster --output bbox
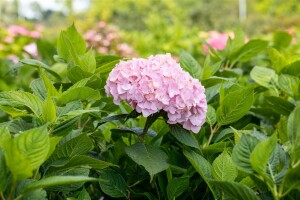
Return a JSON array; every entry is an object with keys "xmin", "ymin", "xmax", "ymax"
[
  {"xmin": 105, "ymin": 53, "xmax": 207, "ymax": 133},
  {"xmin": 0, "ymin": 24, "xmax": 42, "ymax": 63},
  {"xmin": 200, "ymin": 31, "xmax": 234, "ymax": 53},
  {"xmin": 84, "ymin": 21, "xmax": 137, "ymax": 57}
]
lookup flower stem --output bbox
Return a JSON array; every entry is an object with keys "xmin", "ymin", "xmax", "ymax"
[
  {"xmin": 0, "ymin": 192, "xmax": 5, "ymax": 200},
  {"xmin": 204, "ymin": 125, "xmax": 219, "ymax": 148}
]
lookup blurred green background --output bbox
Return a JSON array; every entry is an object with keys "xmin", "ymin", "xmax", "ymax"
[{"xmin": 1, "ymin": 0, "xmax": 299, "ymax": 57}]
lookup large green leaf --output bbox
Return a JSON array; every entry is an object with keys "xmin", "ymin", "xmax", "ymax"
[
  {"xmin": 273, "ymin": 31, "xmax": 292, "ymax": 50},
  {"xmin": 212, "ymin": 150, "xmax": 238, "ymax": 181},
  {"xmin": 125, "ymin": 143, "xmax": 169, "ymax": 178},
  {"xmin": 206, "ymin": 105, "xmax": 217, "ymax": 126},
  {"xmin": 99, "ymin": 169, "xmax": 127, "ymax": 198},
  {"xmin": 216, "ymin": 87, "xmax": 254, "ymax": 125},
  {"xmin": 49, "ymin": 134, "xmax": 92, "ymax": 162},
  {"xmin": 67, "ymin": 65, "xmax": 93, "ymax": 83},
  {"xmin": 265, "ymin": 96, "xmax": 295, "ymax": 116},
  {"xmin": 80, "ymin": 49, "xmax": 96, "ymax": 73},
  {"xmin": 231, "ymin": 39, "xmax": 268, "ymax": 63},
  {"xmin": 30, "ymin": 78, "xmax": 47, "ymax": 101},
  {"xmin": 78, "ymin": 187, "xmax": 91, "ymax": 200},
  {"xmin": 183, "ymin": 150, "xmax": 219, "ymax": 199},
  {"xmin": 4, "ymin": 139, "xmax": 33, "ymax": 180},
  {"xmin": 179, "ymin": 50, "xmax": 201, "ymax": 80},
  {"xmin": 41, "ymin": 71, "xmax": 60, "ymax": 97},
  {"xmin": 57, "ymin": 87, "xmax": 100, "ymax": 105},
  {"xmin": 19, "ymin": 59, "xmax": 61, "ymax": 81},
  {"xmin": 0, "ymin": 91, "xmax": 43, "ymax": 117},
  {"xmin": 169, "ymin": 124, "xmax": 199, "ymax": 149},
  {"xmin": 250, "ymin": 134, "xmax": 277, "ymax": 178},
  {"xmin": 211, "ymin": 180, "xmax": 259, "ymax": 200},
  {"xmin": 15, "ymin": 125, "xmax": 50, "ymax": 170},
  {"xmin": 22, "ymin": 176, "xmax": 97, "ymax": 193},
  {"xmin": 250, "ymin": 66, "xmax": 277, "ymax": 88},
  {"xmin": 232, "ymin": 134, "xmax": 260, "ymax": 173},
  {"xmin": 277, "ymin": 74, "xmax": 299, "ymax": 98},
  {"xmin": 279, "ymin": 164, "xmax": 300, "ymax": 197},
  {"xmin": 0, "ymin": 150, "xmax": 9, "ymax": 192},
  {"xmin": 4, "ymin": 126, "xmax": 49, "ymax": 180},
  {"xmin": 268, "ymin": 48, "xmax": 286, "ymax": 73},
  {"xmin": 42, "ymin": 97, "xmax": 56, "ymax": 123},
  {"xmin": 287, "ymin": 105, "xmax": 300, "ymax": 166},
  {"xmin": 57, "ymin": 24, "xmax": 86, "ymax": 63},
  {"xmin": 48, "ymin": 155, "xmax": 115, "ymax": 174},
  {"xmin": 167, "ymin": 176, "xmax": 189, "ymax": 200}
]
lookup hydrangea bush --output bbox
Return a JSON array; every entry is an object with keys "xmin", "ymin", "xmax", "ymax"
[{"xmin": 0, "ymin": 24, "xmax": 299, "ymax": 200}]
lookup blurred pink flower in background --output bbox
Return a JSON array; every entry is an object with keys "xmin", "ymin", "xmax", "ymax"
[
  {"xmin": 23, "ymin": 43, "xmax": 39, "ymax": 57},
  {"xmin": 105, "ymin": 53, "xmax": 207, "ymax": 133},
  {"xmin": 29, "ymin": 31, "xmax": 42, "ymax": 39},
  {"xmin": 7, "ymin": 55, "xmax": 19, "ymax": 64},
  {"xmin": 202, "ymin": 31, "xmax": 234, "ymax": 53},
  {"xmin": 3, "ymin": 36, "xmax": 14, "ymax": 44},
  {"xmin": 84, "ymin": 21, "xmax": 137, "ymax": 57},
  {"xmin": 7, "ymin": 25, "xmax": 29, "ymax": 36}
]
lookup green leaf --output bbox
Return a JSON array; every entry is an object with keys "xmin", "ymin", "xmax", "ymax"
[
  {"xmin": 57, "ymin": 87, "xmax": 100, "ymax": 105},
  {"xmin": 287, "ymin": 105, "xmax": 300, "ymax": 166},
  {"xmin": 179, "ymin": 50, "xmax": 201, "ymax": 80},
  {"xmin": 265, "ymin": 96, "xmax": 295, "ymax": 116},
  {"xmin": 280, "ymin": 164, "xmax": 300, "ymax": 197},
  {"xmin": 52, "ymin": 117, "xmax": 79, "ymax": 136},
  {"xmin": 80, "ymin": 49, "xmax": 96, "ymax": 73},
  {"xmin": 16, "ymin": 126, "xmax": 50, "ymax": 170},
  {"xmin": 212, "ymin": 150, "xmax": 238, "ymax": 181},
  {"xmin": 250, "ymin": 66, "xmax": 277, "ymax": 88},
  {"xmin": 250, "ymin": 134, "xmax": 277, "ymax": 176},
  {"xmin": 211, "ymin": 180, "xmax": 259, "ymax": 200},
  {"xmin": 125, "ymin": 143, "xmax": 169, "ymax": 178},
  {"xmin": 268, "ymin": 48, "xmax": 286, "ymax": 73},
  {"xmin": 4, "ymin": 139, "xmax": 33, "ymax": 179},
  {"xmin": 49, "ymin": 134, "xmax": 92, "ymax": 162},
  {"xmin": 216, "ymin": 87, "xmax": 254, "ymax": 125},
  {"xmin": 30, "ymin": 78, "xmax": 47, "ymax": 101},
  {"xmin": 232, "ymin": 134, "xmax": 260, "ymax": 173},
  {"xmin": 201, "ymin": 57, "xmax": 221, "ymax": 80},
  {"xmin": 41, "ymin": 71, "xmax": 59, "ymax": 97},
  {"xmin": 0, "ymin": 126, "xmax": 11, "ymax": 149},
  {"xmin": 231, "ymin": 39, "xmax": 268, "ymax": 63},
  {"xmin": 0, "ymin": 91, "xmax": 43, "ymax": 117},
  {"xmin": 277, "ymin": 74, "xmax": 299, "ymax": 98},
  {"xmin": 0, "ymin": 150, "xmax": 9, "ymax": 192},
  {"xmin": 78, "ymin": 187, "xmax": 91, "ymax": 200},
  {"xmin": 57, "ymin": 24, "xmax": 86, "ymax": 63},
  {"xmin": 99, "ymin": 169, "xmax": 127, "ymax": 198},
  {"xmin": 67, "ymin": 65, "xmax": 93, "ymax": 83},
  {"xmin": 281, "ymin": 60, "xmax": 300, "ymax": 76},
  {"xmin": 169, "ymin": 124, "xmax": 199, "ymax": 149},
  {"xmin": 19, "ymin": 59, "xmax": 61, "ymax": 81},
  {"xmin": 273, "ymin": 31, "xmax": 292, "ymax": 50},
  {"xmin": 167, "ymin": 176, "xmax": 189, "ymax": 200},
  {"xmin": 42, "ymin": 97, "xmax": 56, "ymax": 123},
  {"xmin": 22, "ymin": 176, "xmax": 97, "ymax": 193},
  {"xmin": 183, "ymin": 150, "xmax": 219, "ymax": 199},
  {"xmin": 206, "ymin": 105, "xmax": 217, "ymax": 126},
  {"xmin": 48, "ymin": 155, "xmax": 115, "ymax": 174}
]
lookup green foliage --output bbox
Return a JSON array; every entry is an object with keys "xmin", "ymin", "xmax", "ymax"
[{"xmin": 0, "ymin": 23, "xmax": 299, "ymax": 200}]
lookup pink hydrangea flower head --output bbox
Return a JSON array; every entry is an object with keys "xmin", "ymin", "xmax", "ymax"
[{"xmin": 105, "ymin": 53, "xmax": 207, "ymax": 133}]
